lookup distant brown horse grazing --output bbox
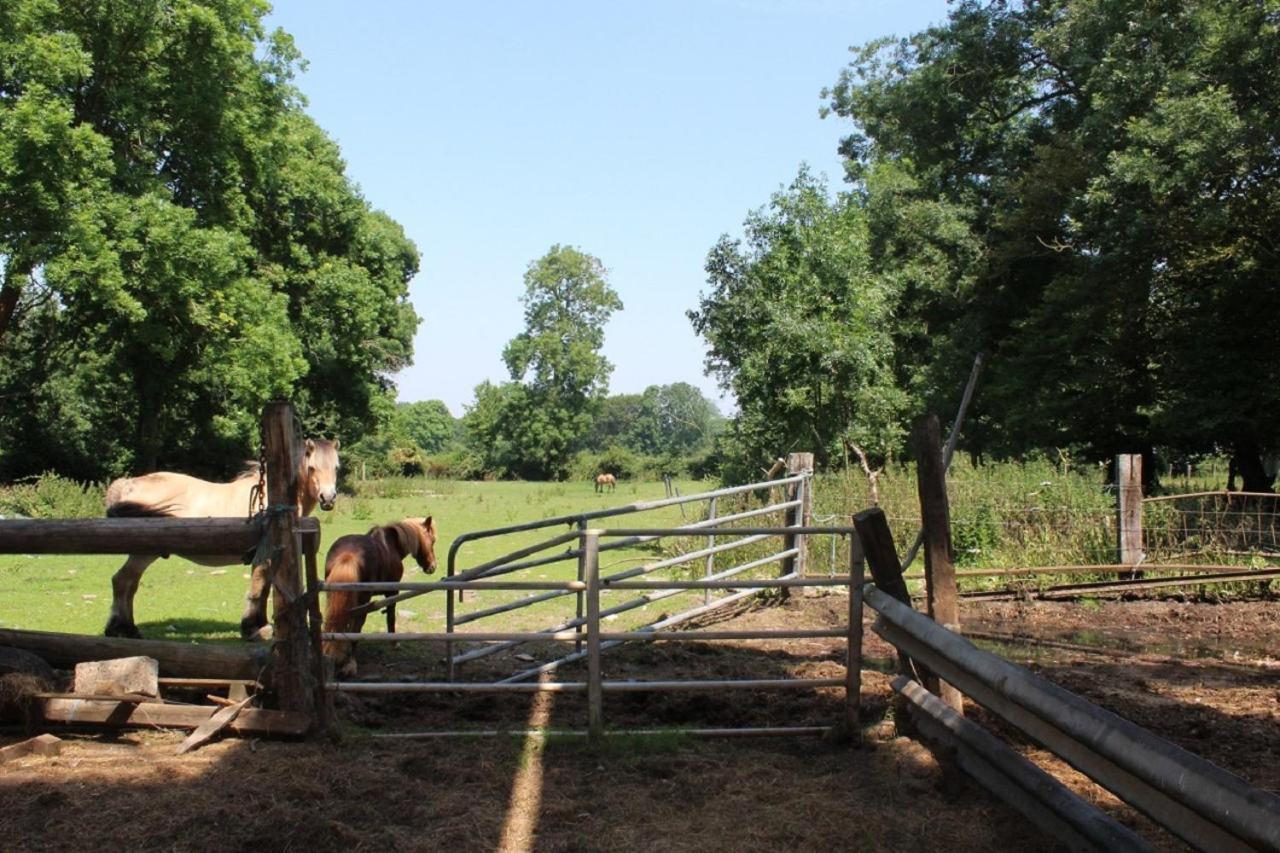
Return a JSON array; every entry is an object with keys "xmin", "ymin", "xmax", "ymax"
[
  {"xmin": 595, "ymin": 472, "xmax": 616, "ymax": 494},
  {"xmin": 103, "ymin": 439, "xmax": 340, "ymax": 640},
  {"xmin": 323, "ymin": 516, "xmax": 438, "ymax": 677}
]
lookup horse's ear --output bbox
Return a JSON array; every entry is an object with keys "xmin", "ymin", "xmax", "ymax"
[
  {"xmin": 333, "ymin": 439, "xmax": 340, "ymax": 451},
  {"xmin": 305, "ymin": 438, "xmax": 316, "ymax": 455}
]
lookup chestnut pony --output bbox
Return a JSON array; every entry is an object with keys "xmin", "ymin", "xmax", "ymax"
[
  {"xmin": 103, "ymin": 438, "xmax": 340, "ymax": 640},
  {"xmin": 322, "ymin": 516, "xmax": 438, "ymax": 676},
  {"xmin": 594, "ymin": 472, "xmax": 616, "ymax": 494}
]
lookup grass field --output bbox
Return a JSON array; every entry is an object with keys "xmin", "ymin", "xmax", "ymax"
[
  {"xmin": 0, "ymin": 477, "xmax": 747, "ymax": 641},
  {"xmin": 1, "ymin": 459, "xmax": 1266, "ymax": 643}
]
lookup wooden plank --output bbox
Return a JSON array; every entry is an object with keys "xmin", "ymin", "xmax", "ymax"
[
  {"xmin": 0, "ymin": 734, "xmax": 62, "ymax": 763},
  {"xmin": 0, "ymin": 517, "xmax": 318, "ymax": 555},
  {"xmin": 176, "ymin": 698, "xmax": 251, "ymax": 754},
  {"xmin": 36, "ymin": 697, "xmax": 309, "ymax": 736},
  {"xmin": 913, "ymin": 413, "xmax": 963, "ymax": 713}
]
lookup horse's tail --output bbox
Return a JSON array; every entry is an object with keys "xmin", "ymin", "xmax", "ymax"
[
  {"xmin": 106, "ymin": 501, "xmax": 177, "ymax": 518},
  {"xmin": 322, "ymin": 549, "xmax": 363, "ymax": 666}
]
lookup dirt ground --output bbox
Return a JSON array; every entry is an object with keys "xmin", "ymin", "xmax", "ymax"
[{"xmin": 0, "ymin": 594, "xmax": 1276, "ymax": 852}]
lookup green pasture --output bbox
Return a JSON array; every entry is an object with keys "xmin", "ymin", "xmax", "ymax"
[
  {"xmin": 1, "ymin": 461, "xmax": 1266, "ymax": 645},
  {"xmin": 0, "ymin": 478, "xmax": 736, "ymax": 641}
]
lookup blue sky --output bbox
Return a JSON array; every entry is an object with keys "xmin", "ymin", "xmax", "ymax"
[{"xmin": 263, "ymin": 1, "xmax": 950, "ymax": 416}]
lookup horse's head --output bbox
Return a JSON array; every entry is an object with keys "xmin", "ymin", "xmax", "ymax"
[
  {"xmin": 391, "ymin": 516, "xmax": 438, "ymax": 574},
  {"xmin": 303, "ymin": 438, "xmax": 340, "ymax": 511}
]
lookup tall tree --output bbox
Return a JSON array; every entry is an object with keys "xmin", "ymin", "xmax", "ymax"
[
  {"xmin": 824, "ymin": 0, "xmax": 1280, "ymax": 488},
  {"xmin": 467, "ymin": 245, "xmax": 622, "ymax": 480},
  {"xmin": 0, "ymin": 0, "xmax": 419, "ymax": 479},
  {"xmin": 690, "ymin": 168, "xmax": 908, "ymax": 477}
]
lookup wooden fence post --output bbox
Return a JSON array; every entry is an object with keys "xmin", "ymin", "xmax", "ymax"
[
  {"xmin": 853, "ymin": 508, "xmax": 916, "ymax": 731},
  {"xmin": 1118, "ymin": 454, "xmax": 1144, "ymax": 580},
  {"xmin": 846, "ymin": 527, "xmax": 865, "ymax": 732},
  {"xmin": 584, "ymin": 530, "xmax": 603, "ymax": 743},
  {"xmin": 263, "ymin": 402, "xmax": 317, "ymax": 724},
  {"xmin": 781, "ymin": 453, "xmax": 814, "ymax": 595},
  {"xmin": 913, "ymin": 414, "xmax": 963, "ymax": 714}
]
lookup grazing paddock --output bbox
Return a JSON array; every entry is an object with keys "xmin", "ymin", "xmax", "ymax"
[{"xmin": 1, "ymin": 594, "xmax": 1276, "ymax": 852}]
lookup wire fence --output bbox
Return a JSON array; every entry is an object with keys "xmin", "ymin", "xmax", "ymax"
[{"xmin": 804, "ymin": 461, "xmax": 1279, "ymax": 578}]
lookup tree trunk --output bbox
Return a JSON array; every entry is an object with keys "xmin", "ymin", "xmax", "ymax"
[
  {"xmin": 0, "ymin": 260, "xmax": 33, "ymax": 346},
  {"xmin": 1232, "ymin": 436, "xmax": 1275, "ymax": 493}
]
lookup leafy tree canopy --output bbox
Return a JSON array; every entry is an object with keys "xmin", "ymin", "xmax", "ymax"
[
  {"xmin": 690, "ymin": 167, "xmax": 909, "ymax": 478},
  {"xmin": 0, "ymin": 0, "xmax": 419, "ymax": 479},
  {"xmin": 821, "ymin": 0, "xmax": 1280, "ymax": 488},
  {"xmin": 464, "ymin": 246, "xmax": 622, "ymax": 479}
]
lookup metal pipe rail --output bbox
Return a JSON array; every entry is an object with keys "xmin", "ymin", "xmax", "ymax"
[
  {"xmin": 330, "ymin": 677, "xmax": 846, "ymax": 694},
  {"xmin": 450, "ymin": 549, "xmax": 799, "ymax": 668},
  {"xmin": 443, "ymin": 475, "xmax": 806, "ymax": 576},
  {"xmin": 451, "ymin": 534, "xmax": 773, "ymax": 626},
  {"xmin": 864, "ymin": 583, "xmax": 1280, "ymax": 852},
  {"xmin": 324, "ymin": 628, "xmax": 849, "ymax": 643},
  {"xmin": 323, "ymin": 524, "xmax": 863, "ymax": 741}
]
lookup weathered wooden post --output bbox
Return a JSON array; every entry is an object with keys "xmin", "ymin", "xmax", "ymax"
[
  {"xmin": 913, "ymin": 414, "xmax": 963, "ymax": 714},
  {"xmin": 845, "ymin": 527, "xmax": 865, "ymax": 731},
  {"xmin": 263, "ymin": 402, "xmax": 317, "ymax": 723},
  {"xmin": 781, "ymin": 452, "xmax": 814, "ymax": 596},
  {"xmin": 853, "ymin": 507, "xmax": 915, "ymax": 728},
  {"xmin": 584, "ymin": 530, "xmax": 603, "ymax": 743},
  {"xmin": 1118, "ymin": 453, "xmax": 1144, "ymax": 580}
]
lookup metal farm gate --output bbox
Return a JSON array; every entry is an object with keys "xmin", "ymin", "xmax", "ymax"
[{"xmin": 317, "ymin": 453, "xmax": 868, "ymax": 737}]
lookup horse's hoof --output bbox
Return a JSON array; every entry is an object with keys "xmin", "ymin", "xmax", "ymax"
[
  {"xmin": 340, "ymin": 659, "xmax": 358, "ymax": 678},
  {"xmin": 104, "ymin": 619, "xmax": 142, "ymax": 640}
]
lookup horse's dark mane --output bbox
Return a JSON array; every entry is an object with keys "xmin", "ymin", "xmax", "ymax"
[{"xmin": 236, "ymin": 460, "xmax": 262, "ymax": 479}]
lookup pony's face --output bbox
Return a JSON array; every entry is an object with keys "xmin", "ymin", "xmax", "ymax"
[
  {"xmin": 400, "ymin": 516, "xmax": 438, "ymax": 574},
  {"xmin": 305, "ymin": 438, "xmax": 341, "ymax": 511}
]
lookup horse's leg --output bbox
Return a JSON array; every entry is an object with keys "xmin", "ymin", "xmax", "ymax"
[
  {"xmin": 106, "ymin": 555, "xmax": 158, "ymax": 638},
  {"xmin": 240, "ymin": 562, "xmax": 273, "ymax": 641},
  {"xmin": 385, "ymin": 599, "xmax": 399, "ymax": 651}
]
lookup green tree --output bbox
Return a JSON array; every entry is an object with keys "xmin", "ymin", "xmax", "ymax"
[
  {"xmin": 0, "ymin": 0, "xmax": 419, "ymax": 479},
  {"xmin": 467, "ymin": 246, "xmax": 622, "ymax": 479},
  {"xmin": 690, "ymin": 168, "xmax": 908, "ymax": 477},
  {"xmin": 824, "ymin": 0, "xmax": 1280, "ymax": 488},
  {"xmin": 396, "ymin": 400, "xmax": 458, "ymax": 454}
]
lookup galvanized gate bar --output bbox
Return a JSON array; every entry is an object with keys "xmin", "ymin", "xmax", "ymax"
[{"xmin": 865, "ymin": 584, "xmax": 1280, "ymax": 853}]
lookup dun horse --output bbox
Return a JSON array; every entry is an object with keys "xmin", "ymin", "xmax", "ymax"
[
  {"xmin": 322, "ymin": 516, "xmax": 438, "ymax": 676},
  {"xmin": 595, "ymin": 472, "xmax": 616, "ymax": 494},
  {"xmin": 103, "ymin": 439, "xmax": 341, "ymax": 640}
]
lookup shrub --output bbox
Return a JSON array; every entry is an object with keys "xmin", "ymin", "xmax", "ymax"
[{"xmin": 0, "ymin": 473, "xmax": 104, "ymax": 519}]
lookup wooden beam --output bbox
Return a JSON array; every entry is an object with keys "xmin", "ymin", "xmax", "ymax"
[
  {"xmin": 0, "ymin": 628, "xmax": 271, "ymax": 682},
  {"xmin": 35, "ymin": 697, "xmax": 309, "ymax": 736},
  {"xmin": 0, "ymin": 516, "xmax": 317, "ymax": 556},
  {"xmin": 0, "ymin": 734, "xmax": 62, "ymax": 763}
]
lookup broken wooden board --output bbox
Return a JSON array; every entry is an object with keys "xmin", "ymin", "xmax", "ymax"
[
  {"xmin": 0, "ymin": 734, "xmax": 61, "ymax": 763},
  {"xmin": 35, "ymin": 697, "xmax": 309, "ymax": 737},
  {"xmin": 176, "ymin": 698, "xmax": 251, "ymax": 754}
]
